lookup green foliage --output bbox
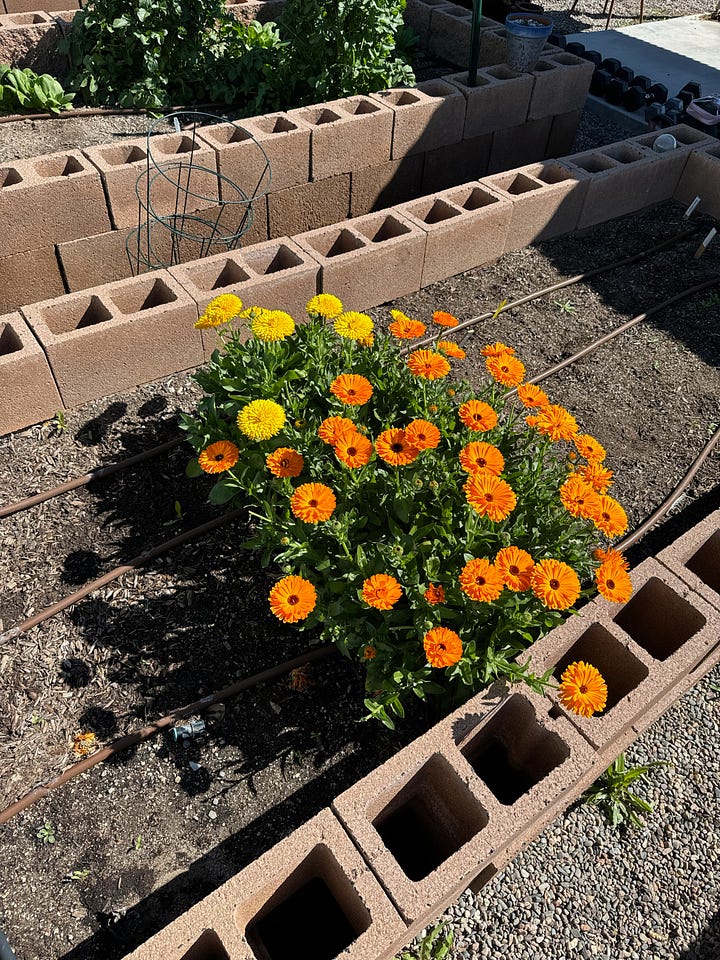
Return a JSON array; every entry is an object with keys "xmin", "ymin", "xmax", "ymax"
[
  {"xmin": 36, "ymin": 821, "xmax": 57, "ymax": 844},
  {"xmin": 396, "ymin": 922, "xmax": 454, "ymax": 960},
  {"xmin": 583, "ymin": 753, "xmax": 668, "ymax": 828},
  {"xmin": 0, "ymin": 65, "xmax": 74, "ymax": 114}
]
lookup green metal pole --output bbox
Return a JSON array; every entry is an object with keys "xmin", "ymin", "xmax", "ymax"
[{"xmin": 468, "ymin": 0, "xmax": 484, "ymax": 86}]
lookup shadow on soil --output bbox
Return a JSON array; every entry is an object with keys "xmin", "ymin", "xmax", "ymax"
[{"xmin": 677, "ymin": 907, "xmax": 720, "ymax": 960}]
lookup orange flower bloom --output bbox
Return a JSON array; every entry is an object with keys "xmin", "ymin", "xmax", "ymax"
[
  {"xmin": 73, "ymin": 731, "xmax": 97, "ymax": 757},
  {"xmin": 407, "ymin": 349, "xmax": 451, "ymax": 380},
  {"xmin": 481, "ymin": 341, "xmax": 515, "ymax": 358},
  {"xmin": 485, "ymin": 353, "xmax": 526, "ymax": 388},
  {"xmin": 578, "ymin": 461, "xmax": 614, "ymax": 494},
  {"xmin": 464, "ymin": 473, "xmax": 517, "ymax": 522},
  {"xmin": 318, "ymin": 416, "xmax": 355, "ymax": 446},
  {"xmin": 517, "ymin": 382, "xmax": 549, "ymax": 409},
  {"xmin": 437, "ymin": 340, "xmax": 466, "ymax": 360},
  {"xmin": 375, "ymin": 428, "xmax": 420, "ymax": 466},
  {"xmin": 266, "ymin": 447, "xmax": 304, "ymax": 478},
  {"xmin": 495, "ymin": 546, "xmax": 534, "ymax": 591},
  {"xmin": 388, "ymin": 310, "xmax": 427, "ymax": 339},
  {"xmin": 269, "ymin": 575, "xmax": 317, "ymax": 623},
  {"xmin": 405, "ymin": 419, "xmax": 441, "ymax": 451},
  {"xmin": 335, "ymin": 430, "xmax": 373, "ymax": 469},
  {"xmin": 362, "ymin": 573, "xmax": 403, "ymax": 610},
  {"xmin": 330, "ymin": 374, "xmax": 373, "ymax": 406},
  {"xmin": 424, "ymin": 583, "xmax": 446, "ymax": 605},
  {"xmin": 198, "ymin": 440, "xmax": 240, "ymax": 474},
  {"xmin": 362, "ymin": 645, "xmax": 377, "ymax": 660},
  {"xmin": 560, "ymin": 475, "xmax": 601, "ymax": 520},
  {"xmin": 424, "ymin": 626, "xmax": 463, "ymax": 668},
  {"xmin": 558, "ymin": 661, "xmax": 608, "ymax": 717},
  {"xmin": 593, "ymin": 495, "xmax": 628, "ymax": 538},
  {"xmin": 596, "ymin": 562, "xmax": 633, "ymax": 603},
  {"xmin": 574, "ymin": 433, "xmax": 606, "ymax": 462},
  {"xmin": 530, "ymin": 559, "xmax": 581, "ymax": 610},
  {"xmin": 459, "ymin": 557, "xmax": 505, "ymax": 602},
  {"xmin": 290, "ymin": 483, "xmax": 336, "ymax": 523},
  {"xmin": 531, "ymin": 404, "xmax": 579, "ymax": 442},
  {"xmin": 593, "ymin": 547, "xmax": 629, "ymax": 571},
  {"xmin": 432, "ymin": 310, "xmax": 459, "ymax": 328},
  {"xmin": 458, "ymin": 399, "xmax": 498, "ymax": 433},
  {"xmin": 459, "ymin": 441, "xmax": 505, "ymax": 477}
]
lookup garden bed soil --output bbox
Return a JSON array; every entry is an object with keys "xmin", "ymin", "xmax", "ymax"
[{"xmin": 0, "ymin": 195, "xmax": 718, "ymax": 960}]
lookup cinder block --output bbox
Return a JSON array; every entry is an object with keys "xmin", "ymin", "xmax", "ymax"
[
  {"xmin": 170, "ymin": 237, "xmax": 321, "ymax": 358},
  {"xmin": 370, "ymin": 80, "xmax": 466, "ymax": 159},
  {"xmin": 545, "ymin": 108, "xmax": 582, "ymax": 159},
  {"xmin": 199, "ymin": 112, "xmax": 309, "ymax": 196},
  {"xmin": 447, "ymin": 66, "xmax": 535, "ymax": 139},
  {"xmin": 227, "ymin": 0, "xmax": 263, "ymax": 21},
  {"xmin": 487, "ymin": 116, "xmax": 552, "ymax": 173},
  {"xmin": 349, "ymin": 154, "xmax": 424, "ymax": 217},
  {"xmin": 673, "ymin": 142, "xmax": 720, "ymax": 217},
  {"xmin": 288, "ymin": 96, "xmax": 394, "ymax": 180},
  {"xmin": 397, "ymin": 182, "xmax": 511, "ymax": 286},
  {"xmin": 23, "ymin": 272, "xmax": 203, "ymax": 408},
  {"xmin": 82, "ymin": 132, "xmax": 219, "ymax": 229},
  {"xmin": 124, "ymin": 809, "xmax": 406, "ymax": 960},
  {"xmin": 0, "ymin": 150, "xmax": 111, "ymax": 253},
  {"xmin": 254, "ymin": 0, "xmax": 286, "ymax": 21},
  {"xmin": 427, "ymin": 5, "xmax": 473, "ymax": 66},
  {"xmin": 0, "ymin": 244, "xmax": 65, "ymax": 314},
  {"xmin": 4, "ymin": 0, "xmax": 78, "ymax": 11},
  {"xmin": 657, "ymin": 508, "xmax": 720, "ymax": 613},
  {"xmin": 57, "ymin": 229, "xmax": 135, "ymax": 292},
  {"xmin": 421, "ymin": 133, "xmax": 492, "ymax": 193},
  {"xmin": 404, "ymin": 0, "xmax": 455, "ymax": 41},
  {"xmin": 481, "ymin": 160, "xmax": 588, "ymax": 250},
  {"xmin": 268, "ymin": 174, "xmax": 351, "ymax": 238},
  {"xmin": 0, "ymin": 12, "xmax": 52, "ymax": 70},
  {"xmin": 295, "ymin": 210, "xmax": 425, "ymax": 310},
  {"xmin": 0, "ymin": 312, "xmax": 62, "ymax": 435},
  {"xmin": 528, "ymin": 52, "xmax": 594, "ymax": 120}
]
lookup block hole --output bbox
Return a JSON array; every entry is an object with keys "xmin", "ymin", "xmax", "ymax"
[
  {"xmin": 552, "ymin": 52, "xmax": 583, "ymax": 66},
  {"xmin": 344, "ymin": 98, "xmax": 379, "ymax": 115},
  {"xmin": 370, "ymin": 753, "xmax": 488, "ymax": 881},
  {"xmin": 100, "ymin": 144, "xmax": 147, "ymax": 165},
  {"xmin": 209, "ymin": 125, "xmax": 253, "ymax": 145},
  {"xmin": 187, "ymin": 258, "xmax": 251, "ymax": 291},
  {"xmin": 0, "ymin": 167, "xmax": 23, "ymax": 188},
  {"xmin": 506, "ymin": 172, "xmax": 543, "ymax": 195},
  {"xmin": 362, "ymin": 215, "xmax": 410, "ymax": 242},
  {"xmin": 418, "ymin": 79, "xmax": 455, "ymax": 98},
  {"xmin": 453, "ymin": 73, "xmax": 490, "ymax": 89},
  {"xmin": 534, "ymin": 162, "xmax": 574, "ymax": 184},
  {"xmin": 461, "ymin": 694, "xmax": 569, "ymax": 805},
  {"xmin": 180, "ymin": 929, "xmax": 231, "ymax": 960},
  {"xmin": 255, "ymin": 115, "xmax": 297, "ymax": 135},
  {"xmin": 615, "ymin": 576, "xmax": 707, "ymax": 660},
  {"xmin": 573, "ymin": 154, "xmax": 617, "ymax": 173},
  {"xmin": 703, "ymin": 145, "xmax": 720, "ymax": 160},
  {"xmin": 111, "ymin": 277, "xmax": 177, "ymax": 313},
  {"xmin": 485, "ymin": 64, "xmax": 520, "ymax": 81},
  {"xmin": 156, "ymin": 135, "xmax": 197, "ymax": 155},
  {"xmin": 534, "ymin": 60, "xmax": 556, "ymax": 72},
  {"xmin": 244, "ymin": 844, "xmax": 370, "ymax": 960},
  {"xmin": 303, "ymin": 107, "xmax": 342, "ymax": 125},
  {"xmin": 0, "ymin": 324, "xmax": 22, "ymax": 356},
  {"xmin": 417, "ymin": 198, "xmax": 462, "ymax": 224},
  {"xmin": 686, "ymin": 530, "xmax": 720, "ymax": 594},
  {"xmin": 551, "ymin": 622, "xmax": 649, "ymax": 711},
  {"xmin": 9, "ymin": 12, "xmax": 46, "ymax": 22},
  {"xmin": 35, "ymin": 155, "xmax": 84, "ymax": 178},
  {"xmin": 383, "ymin": 90, "xmax": 421, "ymax": 106},
  {"xmin": 308, "ymin": 228, "xmax": 365, "ymax": 258},
  {"xmin": 548, "ymin": 704, "xmax": 563, "ymax": 720},
  {"xmin": 246, "ymin": 243, "xmax": 303, "ymax": 274},
  {"xmin": 602, "ymin": 143, "xmax": 643, "ymax": 164},
  {"xmin": 450, "ymin": 186, "xmax": 499, "ymax": 210},
  {"xmin": 446, "ymin": 7, "xmax": 472, "ymax": 17},
  {"xmin": 44, "ymin": 294, "xmax": 113, "ymax": 334}
]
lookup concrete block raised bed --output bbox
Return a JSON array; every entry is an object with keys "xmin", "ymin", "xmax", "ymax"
[
  {"xmin": 528, "ymin": 52, "xmax": 594, "ymax": 120},
  {"xmin": 0, "ymin": 243, "xmax": 65, "ymax": 315},
  {"xmin": 673, "ymin": 142, "xmax": 720, "ymax": 217},
  {"xmin": 22, "ymin": 271, "xmax": 202, "ymax": 408},
  {"xmin": 397, "ymin": 182, "xmax": 511, "ymax": 287},
  {"xmin": 426, "ymin": 5, "xmax": 499, "ymax": 66},
  {"xmin": 123, "ymin": 808, "xmax": 406, "ymax": 960},
  {"xmin": 370, "ymin": 79, "xmax": 467, "ymax": 159},
  {"xmin": 0, "ymin": 311, "xmax": 62, "ymax": 436},
  {"xmin": 487, "ymin": 117, "xmax": 552, "ymax": 174},
  {"xmin": 268, "ymin": 174, "xmax": 351, "ymax": 238},
  {"xmin": 295, "ymin": 210, "xmax": 425, "ymax": 310},
  {"xmin": 404, "ymin": 0, "xmax": 461, "ymax": 42},
  {"xmin": 447, "ymin": 66, "xmax": 534, "ymax": 140},
  {"xmin": 57, "ymin": 229, "xmax": 136, "ymax": 292},
  {"xmin": 349, "ymin": 154, "xmax": 425, "ymax": 217},
  {"xmin": 545, "ymin": 109, "xmax": 583, "ymax": 160},
  {"xmin": 0, "ymin": 11, "xmax": 53, "ymax": 70},
  {"xmin": 657, "ymin": 508, "xmax": 720, "ymax": 614},
  {"xmin": 421, "ymin": 133, "xmax": 493, "ymax": 194}
]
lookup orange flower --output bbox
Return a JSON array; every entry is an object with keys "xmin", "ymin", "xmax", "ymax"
[
  {"xmin": 362, "ymin": 573, "xmax": 403, "ymax": 610},
  {"xmin": 424, "ymin": 583, "xmax": 446, "ymax": 605},
  {"xmin": 72, "ymin": 731, "xmax": 97, "ymax": 757},
  {"xmin": 464, "ymin": 473, "xmax": 517, "ymax": 522},
  {"xmin": 574, "ymin": 433, "xmax": 606, "ymax": 462},
  {"xmin": 459, "ymin": 441, "xmax": 505, "ymax": 477},
  {"xmin": 407, "ymin": 350, "xmax": 451, "ymax": 380},
  {"xmin": 198, "ymin": 440, "xmax": 240, "ymax": 474},
  {"xmin": 266, "ymin": 447, "xmax": 304, "ymax": 479},
  {"xmin": 481, "ymin": 341, "xmax": 515, "ymax": 358},
  {"xmin": 458, "ymin": 399, "xmax": 498, "ymax": 433},
  {"xmin": 459, "ymin": 557, "xmax": 504, "ymax": 602},
  {"xmin": 517, "ymin": 382, "xmax": 549, "ymax": 409},
  {"xmin": 405, "ymin": 419, "xmax": 441, "ymax": 451},
  {"xmin": 269, "ymin": 575, "xmax": 317, "ymax": 623},
  {"xmin": 495, "ymin": 546, "xmax": 534, "ymax": 591},
  {"xmin": 530, "ymin": 559, "xmax": 580, "ymax": 610},
  {"xmin": 318, "ymin": 416, "xmax": 355, "ymax": 445},
  {"xmin": 375, "ymin": 428, "xmax": 420, "ymax": 466},
  {"xmin": 596, "ymin": 562, "xmax": 633, "ymax": 603},
  {"xmin": 531, "ymin": 404, "xmax": 579, "ymax": 442},
  {"xmin": 486, "ymin": 353, "xmax": 526, "ymax": 388},
  {"xmin": 593, "ymin": 547, "xmax": 629, "ymax": 571},
  {"xmin": 578, "ymin": 461, "xmax": 614, "ymax": 494},
  {"xmin": 560, "ymin": 475, "xmax": 601, "ymax": 520},
  {"xmin": 389, "ymin": 310, "xmax": 427, "ymax": 339},
  {"xmin": 424, "ymin": 626, "xmax": 463, "ymax": 668},
  {"xmin": 593, "ymin": 495, "xmax": 628, "ymax": 539},
  {"xmin": 558, "ymin": 661, "xmax": 608, "ymax": 717},
  {"xmin": 290, "ymin": 483, "xmax": 336, "ymax": 523},
  {"xmin": 335, "ymin": 430, "xmax": 373, "ymax": 469},
  {"xmin": 330, "ymin": 374, "xmax": 373, "ymax": 406},
  {"xmin": 362, "ymin": 645, "xmax": 377, "ymax": 660},
  {"xmin": 432, "ymin": 310, "xmax": 459, "ymax": 328},
  {"xmin": 437, "ymin": 340, "xmax": 466, "ymax": 360}
]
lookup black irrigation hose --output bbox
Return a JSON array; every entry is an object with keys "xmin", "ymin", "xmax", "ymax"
[{"xmin": 0, "ymin": 103, "xmax": 229, "ymax": 124}]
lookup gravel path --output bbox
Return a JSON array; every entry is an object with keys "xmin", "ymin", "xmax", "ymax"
[{"xmin": 536, "ymin": 0, "xmax": 714, "ymax": 35}]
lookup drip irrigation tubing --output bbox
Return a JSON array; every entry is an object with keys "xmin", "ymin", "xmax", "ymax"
[
  {"xmin": 0, "ymin": 103, "xmax": 229, "ymax": 124},
  {"xmin": 0, "ymin": 644, "xmax": 336, "ymax": 827}
]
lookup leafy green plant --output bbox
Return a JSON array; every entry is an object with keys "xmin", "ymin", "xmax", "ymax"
[
  {"xmin": 36, "ymin": 821, "xmax": 57, "ymax": 844},
  {"xmin": 583, "ymin": 753, "xmax": 668, "ymax": 827},
  {"xmin": 64, "ymin": 868, "xmax": 90, "ymax": 882},
  {"xmin": 0, "ymin": 65, "xmax": 74, "ymax": 114},
  {"xmin": 554, "ymin": 299, "xmax": 575, "ymax": 315},
  {"xmin": 396, "ymin": 922, "xmax": 454, "ymax": 959},
  {"xmin": 53, "ymin": 410, "xmax": 68, "ymax": 434}
]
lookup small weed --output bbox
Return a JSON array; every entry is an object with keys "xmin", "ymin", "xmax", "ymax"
[
  {"xmin": 163, "ymin": 500, "xmax": 184, "ymax": 526},
  {"xmin": 134, "ymin": 835, "xmax": 143, "ymax": 851},
  {"xmin": 396, "ymin": 922, "xmax": 454, "ymax": 960},
  {"xmin": 36, "ymin": 821, "xmax": 57, "ymax": 844},
  {"xmin": 555, "ymin": 299, "xmax": 576, "ymax": 315},
  {"xmin": 29, "ymin": 713, "xmax": 44, "ymax": 725},
  {"xmin": 583, "ymin": 753, "xmax": 669, "ymax": 828},
  {"xmin": 53, "ymin": 410, "xmax": 68, "ymax": 435},
  {"xmin": 64, "ymin": 868, "xmax": 90, "ymax": 883}
]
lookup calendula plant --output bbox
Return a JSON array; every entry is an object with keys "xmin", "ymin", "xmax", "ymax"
[{"xmin": 182, "ymin": 294, "xmax": 633, "ymax": 727}]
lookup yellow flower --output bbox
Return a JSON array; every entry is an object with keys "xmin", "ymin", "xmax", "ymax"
[
  {"xmin": 252, "ymin": 309, "xmax": 295, "ymax": 342},
  {"xmin": 334, "ymin": 311, "xmax": 374, "ymax": 341},
  {"xmin": 194, "ymin": 294, "xmax": 242, "ymax": 329},
  {"xmin": 307, "ymin": 293, "xmax": 343, "ymax": 318},
  {"xmin": 237, "ymin": 399, "xmax": 286, "ymax": 440}
]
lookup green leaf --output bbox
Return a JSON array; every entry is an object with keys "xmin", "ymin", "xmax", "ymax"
[
  {"xmin": 208, "ymin": 479, "xmax": 239, "ymax": 505},
  {"xmin": 185, "ymin": 458, "xmax": 203, "ymax": 478}
]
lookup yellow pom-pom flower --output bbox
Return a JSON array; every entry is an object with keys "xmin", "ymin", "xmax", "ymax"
[
  {"xmin": 251, "ymin": 309, "xmax": 295, "ymax": 342},
  {"xmin": 237, "ymin": 399, "xmax": 286, "ymax": 441},
  {"xmin": 334, "ymin": 311, "xmax": 374, "ymax": 341},
  {"xmin": 194, "ymin": 294, "xmax": 243, "ymax": 329},
  {"xmin": 307, "ymin": 293, "xmax": 343, "ymax": 318}
]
